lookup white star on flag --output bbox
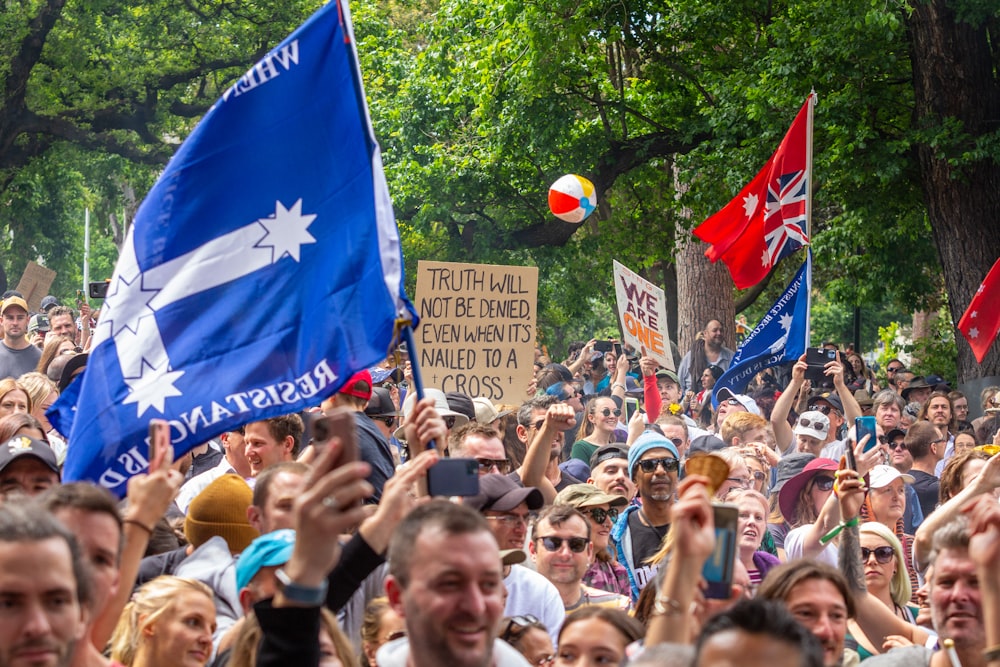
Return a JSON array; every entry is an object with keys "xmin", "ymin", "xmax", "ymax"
[
  {"xmin": 256, "ymin": 199, "xmax": 317, "ymax": 262},
  {"xmin": 971, "ymin": 311, "xmax": 978, "ymax": 318},
  {"xmin": 969, "ymin": 327, "xmax": 980, "ymax": 339}
]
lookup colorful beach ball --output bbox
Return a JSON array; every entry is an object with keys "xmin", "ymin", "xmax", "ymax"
[{"xmin": 548, "ymin": 174, "xmax": 597, "ymax": 223}]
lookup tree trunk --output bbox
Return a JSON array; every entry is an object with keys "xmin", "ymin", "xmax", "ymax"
[
  {"xmin": 907, "ymin": 0, "xmax": 1000, "ymax": 381},
  {"xmin": 672, "ymin": 164, "xmax": 736, "ymax": 354}
]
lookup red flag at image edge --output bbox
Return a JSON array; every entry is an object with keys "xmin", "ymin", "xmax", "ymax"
[
  {"xmin": 694, "ymin": 95, "xmax": 814, "ymax": 290},
  {"xmin": 958, "ymin": 257, "xmax": 1000, "ymax": 363}
]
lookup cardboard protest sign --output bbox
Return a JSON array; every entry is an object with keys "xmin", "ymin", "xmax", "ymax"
[
  {"xmin": 612, "ymin": 260, "xmax": 673, "ymax": 371},
  {"xmin": 414, "ymin": 260, "xmax": 538, "ymax": 403},
  {"xmin": 15, "ymin": 262, "xmax": 57, "ymax": 312}
]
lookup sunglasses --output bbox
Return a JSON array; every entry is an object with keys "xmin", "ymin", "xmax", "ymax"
[
  {"xmin": 808, "ymin": 404, "xmax": 832, "ymax": 415},
  {"xmin": 444, "ymin": 416, "xmax": 458, "ymax": 428},
  {"xmin": 596, "ymin": 408, "xmax": 622, "ymax": 417},
  {"xmin": 812, "ymin": 475, "xmax": 835, "ymax": 492},
  {"xmin": 799, "ymin": 417, "xmax": 827, "ymax": 430},
  {"xmin": 501, "ymin": 615, "xmax": 542, "ymax": 642},
  {"xmin": 378, "ymin": 417, "xmax": 396, "ymax": 427},
  {"xmin": 585, "ymin": 507, "xmax": 620, "ymax": 524},
  {"xmin": 723, "ymin": 398, "xmax": 742, "ymax": 407},
  {"xmin": 638, "ymin": 457, "xmax": 679, "ymax": 474},
  {"xmin": 752, "ymin": 471, "xmax": 767, "ymax": 482},
  {"xmin": 861, "ymin": 546, "xmax": 895, "ymax": 564},
  {"xmin": 727, "ymin": 476, "xmax": 752, "ymax": 489},
  {"xmin": 384, "ymin": 630, "xmax": 406, "ymax": 642},
  {"xmin": 476, "ymin": 458, "xmax": 512, "ymax": 474},
  {"xmin": 887, "ymin": 366, "xmax": 904, "ymax": 373},
  {"xmin": 530, "ymin": 419, "xmax": 545, "ymax": 431},
  {"xmin": 537, "ymin": 536, "xmax": 589, "ymax": 553},
  {"xmin": 888, "ymin": 441, "xmax": 907, "ymax": 451}
]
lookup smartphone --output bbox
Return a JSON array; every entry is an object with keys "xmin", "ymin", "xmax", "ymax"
[
  {"xmin": 147, "ymin": 419, "xmax": 170, "ymax": 467},
  {"xmin": 88, "ymin": 281, "xmax": 110, "ymax": 299},
  {"xmin": 844, "ymin": 445, "xmax": 857, "ymax": 471},
  {"xmin": 856, "ymin": 416, "xmax": 878, "ymax": 453},
  {"xmin": 426, "ymin": 458, "xmax": 481, "ymax": 497},
  {"xmin": 613, "ymin": 342, "xmax": 623, "ymax": 357},
  {"xmin": 804, "ymin": 347, "xmax": 837, "ymax": 382},
  {"xmin": 593, "ymin": 340, "xmax": 613, "ymax": 353},
  {"xmin": 311, "ymin": 408, "xmax": 360, "ymax": 466},
  {"xmin": 624, "ymin": 397, "xmax": 640, "ymax": 423},
  {"xmin": 703, "ymin": 504, "xmax": 738, "ymax": 599}
]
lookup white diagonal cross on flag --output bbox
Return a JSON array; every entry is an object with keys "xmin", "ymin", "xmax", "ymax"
[{"xmin": 95, "ymin": 199, "xmax": 317, "ymax": 416}]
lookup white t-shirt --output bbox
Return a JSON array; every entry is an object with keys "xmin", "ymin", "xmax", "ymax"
[
  {"xmin": 504, "ymin": 564, "xmax": 566, "ymax": 642},
  {"xmin": 783, "ymin": 523, "xmax": 838, "ymax": 566}
]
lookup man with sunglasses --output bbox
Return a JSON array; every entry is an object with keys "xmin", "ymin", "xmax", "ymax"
[
  {"xmin": 611, "ymin": 430, "xmax": 680, "ymax": 601},
  {"xmin": 555, "ymin": 483, "xmax": 631, "ymax": 598},
  {"xmin": 448, "ymin": 422, "xmax": 512, "ymax": 476},
  {"xmin": 884, "ymin": 359, "xmax": 905, "ymax": 391},
  {"xmin": 464, "ymin": 474, "xmax": 565, "ymax": 643},
  {"xmin": 529, "ymin": 504, "xmax": 630, "ymax": 612},
  {"xmin": 513, "ymin": 396, "xmax": 580, "ymax": 503}
]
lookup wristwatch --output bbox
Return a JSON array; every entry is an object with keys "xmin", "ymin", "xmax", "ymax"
[{"xmin": 274, "ymin": 568, "xmax": 328, "ymax": 606}]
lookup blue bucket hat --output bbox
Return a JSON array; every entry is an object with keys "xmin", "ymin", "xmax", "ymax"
[
  {"xmin": 236, "ymin": 529, "xmax": 296, "ymax": 590},
  {"xmin": 627, "ymin": 431, "xmax": 680, "ymax": 479}
]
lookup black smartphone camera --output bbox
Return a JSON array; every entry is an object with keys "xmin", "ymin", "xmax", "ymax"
[
  {"xmin": 88, "ymin": 281, "xmax": 110, "ymax": 299},
  {"xmin": 804, "ymin": 347, "xmax": 837, "ymax": 383}
]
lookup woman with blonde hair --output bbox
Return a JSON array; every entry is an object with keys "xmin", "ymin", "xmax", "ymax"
[
  {"xmin": 110, "ymin": 576, "xmax": 216, "ymax": 667},
  {"xmin": 725, "ymin": 487, "xmax": 780, "ymax": 592},
  {"xmin": 35, "ymin": 333, "xmax": 77, "ymax": 376},
  {"xmin": 359, "ymin": 597, "xmax": 405, "ymax": 666},
  {"xmin": 0, "ymin": 377, "xmax": 31, "ymax": 419},
  {"xmin": 846, "ymin": 522, "xmax": 915, "ymax": 659}
]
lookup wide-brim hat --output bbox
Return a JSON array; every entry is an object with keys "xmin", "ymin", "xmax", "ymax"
[
  {"xmin": 778, "ymin": 457, "xmax": 838, "ymax": 524},
  {"xmin": 901, "ymin": 378, "xmax": 933, "ymax": 400},
  {"xmin": 554, "ymin": 483, "xmax": 629, "ymax": 509},
  {"xmin": 394, "ymin": 388, "xmax": 469, "ymax": 440}
]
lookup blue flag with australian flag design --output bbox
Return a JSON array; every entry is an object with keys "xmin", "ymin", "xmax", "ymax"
[{"xmin": 49, "ymin": 0, "xmax": 416, "ymax": 495}]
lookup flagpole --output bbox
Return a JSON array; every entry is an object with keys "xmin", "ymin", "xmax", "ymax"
[
  {"xmin": 805, "ymin": 91, "xmax": 816, "ymax": 242},
  {"xmin": 398, "ymin": 324, "xmax": 438, "ymax": 451}
]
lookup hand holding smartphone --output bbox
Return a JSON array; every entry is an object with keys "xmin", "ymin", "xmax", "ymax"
[
  {"xmin": 310, "ymin": 408, "xmax": 362, "ymax": 509},
  {"xmin": 703, "ymin": 504, "xmax": 739, "ymax": 599}
]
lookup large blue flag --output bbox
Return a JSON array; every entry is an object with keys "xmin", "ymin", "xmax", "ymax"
[
  {"xmin": 49, "ymin": 0, "xmax": 415, "ymax": 495},
  {"xmin": 712, "ymin": 251, "xmax": 811, "ymax": 405}
]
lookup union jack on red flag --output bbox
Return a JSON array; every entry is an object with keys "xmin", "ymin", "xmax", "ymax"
[{"xmin": 694, "ymin": 94, "xmax": 815, "ymax": 289}]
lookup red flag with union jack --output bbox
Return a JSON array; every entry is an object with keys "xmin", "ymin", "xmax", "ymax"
[
  {"xmin": 958, "ymin": 257, "xmax": 1000, "ymax": 363},
  {"xmin": 694, "ymin": 95, "xmax": 815, "ymax": 289}
]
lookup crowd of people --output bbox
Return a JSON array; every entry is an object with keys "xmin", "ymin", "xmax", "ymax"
[{"xmin": 1, "ymin": 291, "xmax": 1000, "ymax": 667}]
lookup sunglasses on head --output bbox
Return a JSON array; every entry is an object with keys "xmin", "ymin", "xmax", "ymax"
[
  {"xmin": 585, "ymin": 507, "xmax": 620, "ymax": 524},
  {"xmin": 799, "ymin": 417, "xmax": 826, "ymax": 430},
  {"xmin": 808, "ymin": 404, "xmax": 832, "ymax": 415},
  {"xmin": 812, "ymin": 475, "xmax": 835, "ymax": 492},
  {"xmin": 501, "ymin": 615, "xmax": 542, "ymax": 643},
  {"xmin": 476, "ymin": 458, "xmax": 512, "ymax": 474},
  {"xmin": 537, "ymin": 536, "xmax": 589, "ymax": 553},
  {"xmin": 861, "ymin": 546, "xmax": 895, "ymax": 564},
  {"xmin": 723, "ymin": 398, "xmax": 742, "ymax": 407},
  {"xmin": 638, "ymin": 457, "xmax": 679, "ymax": 474}
]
